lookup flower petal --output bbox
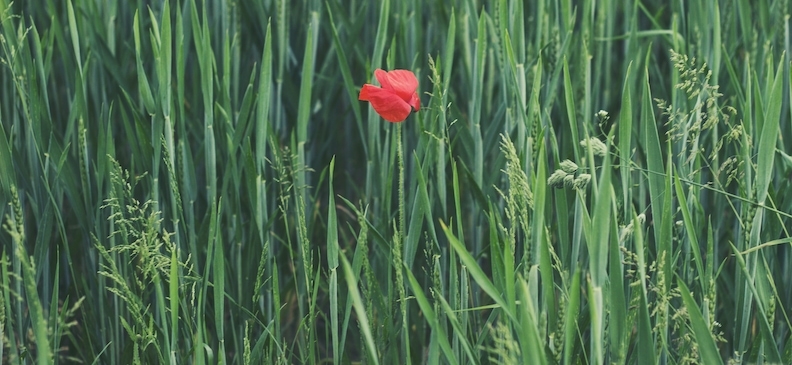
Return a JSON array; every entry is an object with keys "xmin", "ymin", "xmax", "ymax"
[
  {"xmin": 359, "ymin": 83, "xmax": 377, "ymax": 101},
  {"xmin": 360, "ymin": 84, "xmax": 411, "ymax": 122},
  {"xmin": 408, "ymin": 92, "xmax": 420, "ymax": 111},
  {"xmin": 374, "ymin": 69, "xmax": 392, "ymax": 90},
  {"xmin": 375, "ymin": 69, "xmax": 418, "ymax": 102}
]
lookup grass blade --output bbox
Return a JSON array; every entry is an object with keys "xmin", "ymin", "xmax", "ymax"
[
  {"xmin": 677, "ymin": 279, "xmax": 724, "ymax": 365},
  {"xmin": 441, "ymin": 221, "xmax": 516, "ymax": 323},
  {"xmin": 339, "ymin": 253, "xmax": 379, "ymax": 365}
]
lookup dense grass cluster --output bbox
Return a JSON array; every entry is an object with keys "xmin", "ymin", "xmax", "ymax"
[{"xmin": 1, "ymin": 0, "xmax": 791, "ymax": 364}]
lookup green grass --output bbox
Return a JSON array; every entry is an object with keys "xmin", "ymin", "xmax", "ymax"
[{"xmin": 1, "ymin": 0, "xmax": 792, "ymax": 364}]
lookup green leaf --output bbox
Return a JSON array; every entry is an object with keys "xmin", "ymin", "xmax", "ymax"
[
  {"xmin": 404, "ymin": 265, "xmax": 459, "ymax": 365},
  {"xmin": 441, "ymin": 221, "xmax": 517, "ymax": 323},
  {"xmin": 677, "ymin": 279, "xmax": 724, "ymax": 365},
  {"xmin": 755, "ymin": 56, "xmax": 783, "ymax": 204},
  {"xmin": 340, "ymin": 253, "xmax": 379, "ymax": 365}
]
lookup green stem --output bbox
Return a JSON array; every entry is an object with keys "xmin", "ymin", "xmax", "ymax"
[
  {"xmin": 398, "ymin": 122, "xmax": 405, "ymax": 254},
  {"xmin": 396, "ymin": 122, "xmax": 410, "ymax": 363}
]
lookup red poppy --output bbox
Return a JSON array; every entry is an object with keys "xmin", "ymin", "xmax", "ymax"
[{"xmin": 359, "ymin": 69, "xmax": 420, "ymax": 122}]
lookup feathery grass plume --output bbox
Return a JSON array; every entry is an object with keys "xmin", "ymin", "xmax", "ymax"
[
  {"xmin": 580, "ymin": 137, "xmax": 608, "ymax": 157},
  {"xmin": 428, "ymin": 243, "xmax": 443, "ymax": 308},
  {"xmin": 547, "ymin": 169, "xmax": 568, "ymax": 188},
  {"xmin": 499, "ymin": 134, "xmax": 533, "ymax": 241},
  {"xmin": 648, "ymin": 250, "xmax": 680, "ymax": 358},
  {"xmin": 670, "ymin": 304, "xmax": 699, "ymax": 365},
  {"xmin": 717, "ymin": 155, "xmax": 744, "ymax": 187},
  {"xmin": 354, "ymin": 204, "xmax": 374, "ymax": 304},
  {"xmin": 394, "ymin": 121, "xmax": 410, "ymax": 363},
  {"xmin": 353, "ymin": 206, "xmax": 374, "ymax": 303},
  {"xmin": 658, "ymin": 49, "xmax": 739, "ymax": 177},
  {"xmin": 96, "ymin": 157, "xmax": 193, "ymax": 362},
  {"xmin": 272, "ymin": 143, "xmax": 294, "ymax": 217},
  {"xmin": 549, "ymin": 158, "xmax": 590, "ymax": 191},
  {"xmin": 559, "ymin": 159, "xmax": 578, "ymax": 174},
  {"xmin": 3, "ymin": 185, "xmax": 52, "ymax": 363},
  {"xmin": 347, "ymin": 201, "xmax": 386, "ymax": 356},
  {"xmin": 252, "ymin": 238, "xmax": 270, "ymax": 304},
  {"xmin": 562, "ymin": 174, "xmax": 575, "ymax": 189},
  {"xmin": 618, "ymin": 213, "xmax": 646, "ymax": 243},
  {"xmin": 391, "ymin": 220, "xmax": 406, "ymax": 338},
  {"xmin": 271, "ymin": 138, "xmax": 318, "ymax": 359},
  {"xmin": 292, "ymin": 147, "xmax": 314, "ymax": 342},
  {"xmin": 243, "ymin": 321, "xmax": 252, "ymax": 364},
  {"xmin": 573, "ymin": 173, "xmax": 592, "ymax": 190}
]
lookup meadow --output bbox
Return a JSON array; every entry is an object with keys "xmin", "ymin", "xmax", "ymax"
[{"xmin": 1, "ymin": 0, "xmax": 791, "ymax": 364}]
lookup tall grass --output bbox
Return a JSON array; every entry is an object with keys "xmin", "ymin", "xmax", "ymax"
[{"xmin": 1, "ymin": 0, "xmax": 791, "ymax": 364}]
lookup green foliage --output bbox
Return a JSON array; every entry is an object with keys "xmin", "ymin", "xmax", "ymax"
[{"xmin": 1, "ymin": 0, "xmax": 791, "ymax": 364}]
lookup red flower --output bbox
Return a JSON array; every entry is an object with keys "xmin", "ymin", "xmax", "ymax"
[{"xmin": 359, "ymin": 69, "xmax": 420, "ymax": 122}]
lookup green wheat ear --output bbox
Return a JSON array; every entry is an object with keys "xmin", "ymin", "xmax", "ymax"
[{"xmin": 481, "ymin": 320, "xmax": 521, "ymax": 365}]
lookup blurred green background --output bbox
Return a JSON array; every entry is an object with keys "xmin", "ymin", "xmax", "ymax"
[{"xmin": 1, "ymin": 0, "xmax": 791, "ymax": 364}]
